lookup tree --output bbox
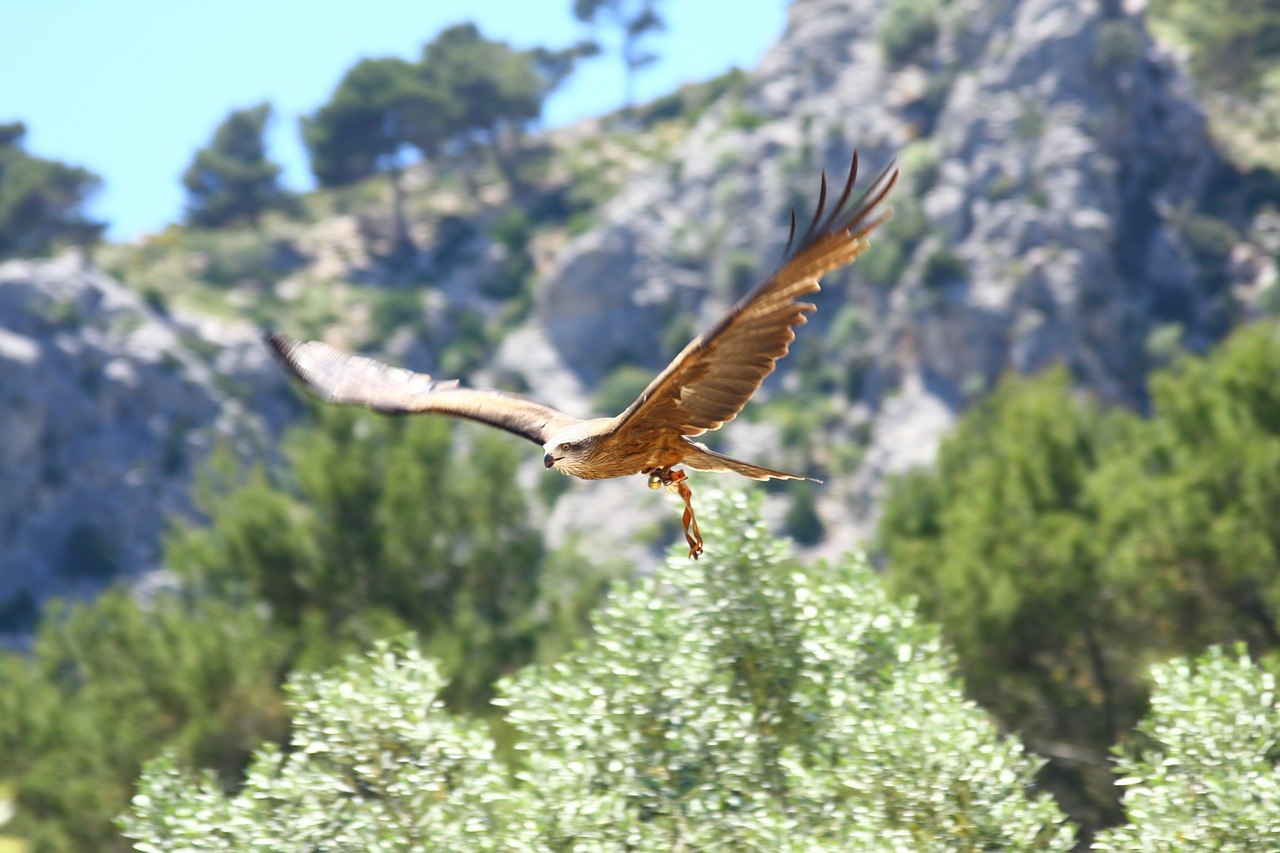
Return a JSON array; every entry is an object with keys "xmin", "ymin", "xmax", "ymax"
[
  {"xmin": 573, "ymin": 0, "xmax": 665, "ymax": 108},
  {"xmin": 165, "ymin": 406, "xmax": 610, "ymax": 709},
  {"xmin": 0, "ymin": 121, "xmax": 104, "ymax": 258},
  {"xmin": 303, "ymin": 29, "xmax": 582, "ymax": 253},
  {"xmin": 302, "ymin": 57, "xmax": 448, "ymax": 255},
  {"xmin": 879, "ymin": 368, "xmax": 1132, "ymax": 829},
  {"xmin": 419, "ymin": 23, "xmax": 586, "ymax": 192},
  {"xmin": 303, "ymin": 59, "xmax": 451, "ymax": 187},
  {"xmin": 125, "ymin": 493, "xmax": 1073, "ymax": 852},
  {"xmin": 1096, "ymin": 322, "xmax": 1280, "ymax": 652},
  {"xmin": 181, "ymin": 103, "xmax": 293, "ymax": 229},
  {"xmin": 879, "ymin": 321, "xmax": 1280, "ymax": 835},
  {"xmin": 0, "ymin": 590, "xmax": 290, "ymax": 853},
  {"xmin": 1093, "ymin": 646, "xmax": 1280, "ymax": 851},
  {"xmin": 1148, "ymin": 0, "xmax": 1280, "ymax": 90},
  {"xmin": 0, "ymin": 406, "xmax": 610, "ymax": 852},
  {"xmin": 877, "ymin": 0, "xmax": 943, "ymax": 67}
]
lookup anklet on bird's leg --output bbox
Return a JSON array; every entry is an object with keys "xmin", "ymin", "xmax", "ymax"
[{"xmin": 645, "ymin": 467, "xmax": 704, "ymax": 560}]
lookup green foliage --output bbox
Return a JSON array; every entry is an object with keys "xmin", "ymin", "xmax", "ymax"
[
  {"xmin": 1093, "ymin": 646, "xmax": 1280, "ymax": 851},
  {"xmin": 0, "ymin": 784, "xmax": 30, "ymax": 853},
  {"xmin": 1178, "ymin": 212, "xmax": 1238, "ymax": 286},
  {"xmin": 0, "ymin": 121, "xmax": 103, "ymax": 259},
  {"xmin": 368, "ymin": 289, "xmax": 427, "ymax": 339},
  {"xmin": 304, "ymin": 24, "xmax": 583, "ymax": 196},
  {"xmin": 1015, "ymin": 96, "xmax": 1048, "ymax": 141},
  {"xmin": 3, "ymin": 403, "xmax": 612, "ymax": 852},
  {"xmin": 921, "ymin": 247, "xmax": 968, "ymax": 288},
  {"xmin": 1093, "ymin": 20, "xmax": 1145, "ymax": 70},
  {"xmin": 573, "ymin": 0, "xmax": 666, "ymax": 107},
  {"xmin": 0, "ymin": 591, "xmax": 289, "ymax": 853},
  {"xmin": 881, "ymin": 368, "xmax": 1128, "ymax": 743},
  {"xmin": 125, "ymin": 493, "xmax": 1072, "ymax": 852},
  {"xmin": 724, "ymin": 101, "xmax": 768, "ymax": 132},
  {"xmin": 592, "ymin": 362, "xmax": 655, "ymax": 415},
  {"xmin": 482, "ymin": 207, "xmax": 534, "ymax": 299},
  {"xmin": 123, "ymin": 643, "xmax": 506, "ymax": 853},
  {"xmin": 490, "ymin": 206, "xmax": 532, "ymax": 252},
  {"xmin": 167, "ymin": 407, "xmax": 607, "ymax": 708},
  {"xmin": 857, "ymin": 233, "xmax": 907, "ymax": 287},
  {"xmin": 437, "ymin": 306, "xmax": 492, "ymax": 379},
  {"xmin": 899, "ymin": 139, "xmax": 941, "ymax": 194},
  {"xmin": 1148, "ymin": 0, "xmax": 1280, "ymax": 90},
  {"xmin": 858, "ymin": 196, "xmax": 927, "ymax": 287},
  {"xmin": 721, "ymin": 246, "xmax": 758, "ymax": 299},
  {"xmin": 878, "ymin": 0, "xmax": 943, "ymax": 67},
  {"xmin": 420, "ymin": 23, "xmax": 563, "ymax": 189},
  {"xmin": 1144, "ymin": 321, "xmax": 1185, "ymax": 367},
  {"xmin": 1098, "ymin": 322, "xmax": 1280, "ymax": 652},
  {"xmin": 182, "ymin": 103, "xmax": 293, "ymax": 229},
  {"xmin": 630, "ymin": 67, "xmax": 748, "ymax": 129},
  {"xmin": 783, "ymin": 482, "xmax": 825, "ymax": 546},
  {"xmin": 880, "ymin": 321, "xmax": 1280, "ymax": 833},
  {"xmin": 302, "ymin": 57, "xmax": 447, "ymax": 187}
]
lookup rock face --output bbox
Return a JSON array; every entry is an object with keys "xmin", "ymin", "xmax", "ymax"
[
  {"xmin": 0, "ymin": 255, "xmax": 288, "ymax": 629},
  {"xmin": 518, "ymin": 0, "xmax": 1243, "ymax": 547}
]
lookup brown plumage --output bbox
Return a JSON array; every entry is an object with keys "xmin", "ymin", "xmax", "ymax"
[{"xmin": 268, "ymin": 152, "xmax": 898, "ymax": 558}]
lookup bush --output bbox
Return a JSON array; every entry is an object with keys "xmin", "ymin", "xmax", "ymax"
[
  {"xmin": 1179, "ymin": 213, "xmax": 1238, "ymax": 268},
  {"xmin": 1093, "ymin": 646, "xmax": 1280, "ymax": 851},
  {"xmin": 2, "ymin": 405, "xmax": 616, "ymax": 852},
  {"xmin": 0, "ymin": 591, "xmax": 290, "ymax": 853},
  {"xmin": 125, "ymin": 493, "xmax": 1073, "ymax": 852},
  {"xmin": 593, "ymin": 362, "xmax": 656, "ymax": 415},
  {"xmin": 1093, "ymin": 20, "xmax": 1145, "ymax": 70},
  {"xmin": 1148, "ymin": 0, "xmax": 1280, "ymax": 90},
  {"xmin": 878, "ymin": 0, "xmax": 943, "ymax": 66},
  {"xmin": 881, "ymin": 322, "xmax": 1280, "ymax": 833},
  {"xmin": 168, "ymin": 408, "xmax": 607, "ymax": 710},
  {"xmin": 922, "ymin": 247, "xmax": 968, "ymax": 288},
  {"xmin": 481, "ymin": 209, "xmax": 534, "ymax": 300},
  {"xmin": 783, "ymin": 483, "xmax": 825, "ymax": 545}
]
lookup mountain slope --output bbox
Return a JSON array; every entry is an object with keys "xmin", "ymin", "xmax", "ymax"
[{"xmin": 2, "ymin": 0, "xmax": 1276, "ymax": 606}]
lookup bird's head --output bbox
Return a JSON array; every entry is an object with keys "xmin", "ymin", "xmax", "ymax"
[{"xmin": 542, "ymin": 423, "xmax": 604, "ymax": 478}]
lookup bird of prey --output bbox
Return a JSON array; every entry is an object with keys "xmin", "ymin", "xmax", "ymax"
[{"xmin": 268, "ymin": 152, "xmax": 898, "ymax": 559}]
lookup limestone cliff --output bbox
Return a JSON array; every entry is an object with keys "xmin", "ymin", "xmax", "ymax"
[
  {"xmin": 507, "ymin": 0, "xmax": 1264, "ymax": 553},
  {"xmin": 0, "ymin": 255, "xmax": 289, "ymax": 628}
]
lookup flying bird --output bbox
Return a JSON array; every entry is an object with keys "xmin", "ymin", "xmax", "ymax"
[{"xmin": 268, "ymin": 152, "xmax": 898, "ymax": 558}]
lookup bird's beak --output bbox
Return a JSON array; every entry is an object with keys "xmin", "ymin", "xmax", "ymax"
[{"xmin": 544, "ymin": 453, "xmax": 556, "ymax": 469}]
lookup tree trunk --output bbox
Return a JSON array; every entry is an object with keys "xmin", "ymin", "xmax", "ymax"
[{"xmin": 387, "ymin": 166, "xmax": 415, "ymax": 262}]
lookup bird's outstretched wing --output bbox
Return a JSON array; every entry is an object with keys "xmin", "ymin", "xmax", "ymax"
[
  {"xmin": 611, "ymin": 152, "xmax": 898, "ymax": 439},
  {"xmin": 267, "ymin": 334, "xmax": 582, "ymax": 446}
]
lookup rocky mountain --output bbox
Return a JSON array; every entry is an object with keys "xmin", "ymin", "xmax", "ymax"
[
  {"xmin": 0, "ymin": 255, "xmax": 291, "ymax": 632},
  {"xmin": 2, "ymin": 0, "xmax": 1276, "ymax": 615},
  {"xmin": 504, "ymin": 0, "xmax": 1272, "ymax": 555}
]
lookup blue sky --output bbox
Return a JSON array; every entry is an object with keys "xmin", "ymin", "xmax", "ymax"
[{"xmin": 1, "ymin": 1, "xmax": 789, "ymax": 240}]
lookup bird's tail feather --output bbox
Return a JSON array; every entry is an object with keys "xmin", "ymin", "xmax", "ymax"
[{"xmin": 683, "ymin": 444, "xmax": 821, "ymax": 483}]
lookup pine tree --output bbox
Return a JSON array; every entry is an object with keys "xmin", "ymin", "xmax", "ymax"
[
  {"xmin": 182, "ymin": 103, "xmax": 293, "ymax": 229},
  {"xmin": 572, "ymin": 0, "xmax": 665, "ymax": 107},
  {"xmin": 0, "ymin": 121, "xmax": 104, "ymax": 258},
  {"xmin": 879, "ymin": 321, "xmax": 1280, "ymax": 835}
]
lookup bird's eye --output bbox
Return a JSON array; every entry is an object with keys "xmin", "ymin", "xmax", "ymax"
[{"xmin": 558, "ymin": 443, "xmax": 571, "ymax": 453}]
